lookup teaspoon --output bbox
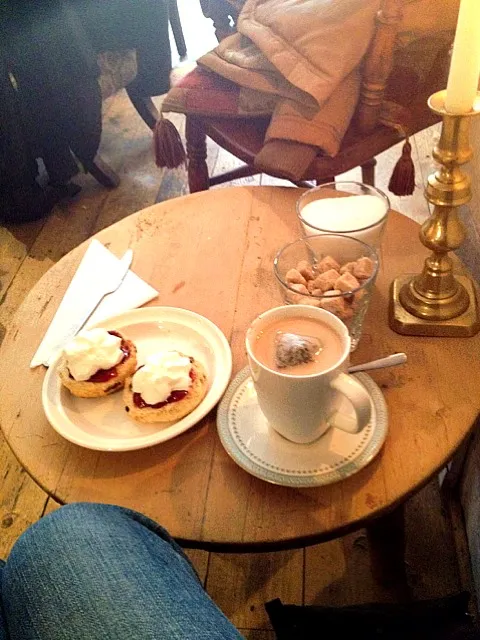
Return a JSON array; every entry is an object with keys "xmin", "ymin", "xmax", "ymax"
[{"xmin": 348, "ymin": 352, "xmax": 407, "ymax": 373}]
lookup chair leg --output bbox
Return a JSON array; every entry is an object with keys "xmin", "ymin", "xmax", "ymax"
[
  {"xmin": 83, "ymin": 156, "xmax": 120, "ymax": 188},
  {"xmin": 167, "ymin": 0, "xmax": 187, "ymax": 58},
  {"xmin": 316, "ymin": 177, "xmax": 335, "ymax": 185},
  {"xmin": 126, "ymin": 88, "xmax": 159, "ymax": 130},
  {"xmin": 361, "ymin": 158, "xmax": 377, "ymax": 186},
  {"xmin": 186, "ymin": 117, "xmax": 209, "ymax": 193},
  {"xmin": 366, "ymin": 503, "xmax": 410, "ymax": 600}
]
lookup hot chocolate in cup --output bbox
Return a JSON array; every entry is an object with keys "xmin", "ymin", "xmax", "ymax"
[{"xmin": 246, "ymin": 305, "xmax": 371, "ymax": 444}]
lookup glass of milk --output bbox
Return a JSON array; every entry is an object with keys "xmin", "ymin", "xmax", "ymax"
[{"xmin": 297, "ymin": 182, "xmax": 390, "ymax": 248}]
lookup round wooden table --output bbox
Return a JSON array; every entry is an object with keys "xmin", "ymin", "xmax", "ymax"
[{"xmin": 1, "ymin": 186, "xmax": 479, "ymax": 552}]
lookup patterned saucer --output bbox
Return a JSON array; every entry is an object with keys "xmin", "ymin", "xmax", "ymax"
[{"xmin": 217, "ymin": 367, "xmax": 388, "ymax": 488}]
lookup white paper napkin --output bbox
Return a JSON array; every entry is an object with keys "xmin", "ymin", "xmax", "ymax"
[{"xmin": 30, "ymin": 240, "xmax": 158, "ymax": 368}]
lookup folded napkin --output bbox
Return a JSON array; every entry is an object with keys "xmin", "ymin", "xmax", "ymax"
[{"xmin": 30, "ymin": 240, "xmax": 158, "ymax": 368}]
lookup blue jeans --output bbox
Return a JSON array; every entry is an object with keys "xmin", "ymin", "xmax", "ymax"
[{"xmin": 0, "ymin": 503, "xmax": 244, "ymax": 639}]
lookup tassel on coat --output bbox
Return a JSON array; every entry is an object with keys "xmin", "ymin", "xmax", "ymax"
[{"xmin": 154, "ymin": 115, "xmax": 186, "ymax": 169}]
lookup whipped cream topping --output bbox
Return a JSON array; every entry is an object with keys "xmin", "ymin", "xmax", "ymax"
[
  {"xmin": 132, "ymin": 351, "xmax": 192, "ymax": 405},
  {"xmin": 64, "ymin": 328, "xmax": 124, "ymax": 381}
]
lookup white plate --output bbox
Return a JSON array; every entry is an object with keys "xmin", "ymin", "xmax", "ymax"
[
  {"xmin": 42, "ymin": 307, "xmax": 232, "ymax": 451},
  {"xmin": 217, "ymin": 367, "xmax": 388, "ymax": 488}
]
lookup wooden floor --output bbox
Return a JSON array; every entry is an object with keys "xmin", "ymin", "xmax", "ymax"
[{"xmin": 0, "ymin": 8, "xmax": 469, "ymax": 637}]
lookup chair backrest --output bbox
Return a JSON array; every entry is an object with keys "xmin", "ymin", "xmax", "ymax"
[
  {"xmin": 201, "ymin": 0, "xmax": 239, "ymax": 41},
  {"xmin": 356, "ymin": 0, "xmax": 453, "ymax": 134},
  {"xmin": 356, "ymin": 0, "xmax": 403, "ymax": 133}
]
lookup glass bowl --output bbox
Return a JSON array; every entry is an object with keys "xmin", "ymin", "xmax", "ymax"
[{"xmin": 273, "ymin": 234, "xmax": 379, "ymax": 350}]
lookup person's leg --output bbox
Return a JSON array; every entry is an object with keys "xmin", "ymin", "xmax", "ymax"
[
  {"xmin": 0, "ymin": 503, "xmax": 243, "ymax": 640},
  {"xmin": 0, "ymin": 562, "xmax": 7, "ymax": 640}
]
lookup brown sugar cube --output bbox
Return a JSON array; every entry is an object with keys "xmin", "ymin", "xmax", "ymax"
[
  {"xmin": 339, "ymin": 261, "xmax": 356, "ymax": 275},
  {"xmin": 306, "ymin": 279, "xmax": 317, "ymax": 293},
  {"xmin": 285, "ymin": 268, "xmax": 307, "ymax": 287},
  {"xmin": 338, "ymin": 304, "xmax": 354, "ymax": 320},
  {"xmin": 319, "ymin": 295, "xmax": 351, "ymax": 319},
  {"xmin": 353, "ymin": 256, "xmax": 375, "ymax": 280},
  {"xmin": 334, "ymin": 272, "xmax": 360, "ymax": 293},
  {"xmin": 298, "ymin": 295, "xmax": 321, "ymax": 307},
  {"xmin": 321, "ymin": 289, "xmax": 354, "ymax": 319},
  {"xmin": 323, "ymin": 289, "xmax": 342, "ymax": 297},
  {"xmin": 285, "ymin": 291, "xmax": 302, "ymax": 304},
  {"xmin": 296, "ymin": 260, "xmax": 315, "ymax": 281},
  {"xmin": 311, "ymin": 269, "xmax": 340, "ymax": 293},
  {"xmin": 285, "ymin": 282, "xmax": 309, "ymax": 304},
  {"xmin": 311, "ymin": 288, "xmax": 340, "ymax": 297},
  {"xmin": 353, "ymin": 289, "xmax": 366, "ymax": 305},
  {"xmin": 317, "ymin": 255, "xmax": 341, "ymax": 274},
  {"xmin": 289, "ymin": 283, "xmax": 309, "ymax": 295}
]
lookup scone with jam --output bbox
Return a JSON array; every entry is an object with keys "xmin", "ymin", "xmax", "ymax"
[
  {"xmin": 59, "ymin": 328, "xmax": 137, "ymax": 398},
  {"xmin": 124, "ymin": 350, "xmax": 207, "ymax": 423}
]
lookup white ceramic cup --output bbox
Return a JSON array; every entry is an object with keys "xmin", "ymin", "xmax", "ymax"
[{"xmin": 245, "ymin": 305, "xmax": 371, "ymax": 444}]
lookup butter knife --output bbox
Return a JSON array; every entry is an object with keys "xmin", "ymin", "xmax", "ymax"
[{"xmin": 42, "ymin": 249, "xmax": 133, "ymax": 367}]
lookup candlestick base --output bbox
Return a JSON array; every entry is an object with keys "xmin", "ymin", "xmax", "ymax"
[{"xmin": 389, "ymin": 274, "xmax": 480, "ymax": 336}]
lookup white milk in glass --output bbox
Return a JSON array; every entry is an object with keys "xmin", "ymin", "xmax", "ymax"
[{"xmin": 299, "ymin": 195, "xmax": 387, "ymax": 246}]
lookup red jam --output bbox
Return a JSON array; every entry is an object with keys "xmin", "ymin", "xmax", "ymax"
[
  {"xmin": 133, "ymin": 368, "xmax": 195, "ymax": 409},
  {"xmin": 84, "ymin": 331, "xmax": 130, "ymax": 383}
]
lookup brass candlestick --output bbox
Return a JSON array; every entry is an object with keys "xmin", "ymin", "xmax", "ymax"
[{"xmin": 389, "ymin": 90, "xmax": 480, "ymax": 337}]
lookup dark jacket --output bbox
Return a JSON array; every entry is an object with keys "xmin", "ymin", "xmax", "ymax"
[{"xmin": 0, "ymin": 0, "xmax": 171, "ymax": 220}]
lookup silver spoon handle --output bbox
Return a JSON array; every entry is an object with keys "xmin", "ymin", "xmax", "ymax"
[{"xmin": 348, "ymin": 353, "xmax": 407, "ymax": 373}]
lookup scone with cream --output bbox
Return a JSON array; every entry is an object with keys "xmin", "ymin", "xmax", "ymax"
[
  {"xmin": 59, "ymin": 328, "xmax": 137, "ymax": 398},
  {"xmin": 124, "ymin": 350, "xmax": 208, "ymax": 423}
]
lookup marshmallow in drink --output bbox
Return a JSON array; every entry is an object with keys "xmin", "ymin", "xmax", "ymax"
[{"xmin": 299, "ymin": 195, "xmax": 387, "ymax": 247}]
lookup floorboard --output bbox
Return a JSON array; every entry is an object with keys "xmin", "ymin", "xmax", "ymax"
[
  {"xmin": 305, "ymin": 532, "xmax": 401, "ymax": 607},
  {"xmin": 0, "ymin": 444, "xmax": 48, "ymax": 558},
  {"xmin": 206, "ymin": 550, "xmax": 304, "ymax": 631}
]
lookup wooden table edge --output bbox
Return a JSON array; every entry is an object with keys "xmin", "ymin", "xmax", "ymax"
[{"xmin": 8, "ymin": 421, "xmax": 475, "ymax": 553}]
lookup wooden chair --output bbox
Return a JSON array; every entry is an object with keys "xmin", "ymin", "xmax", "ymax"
[
  {"xmin": 85, "ymin": 49, "xmax": 160, "ymax": 188},
  {"xmin": 79, "ymin": 0, "xmax": 187, "ymax": 188},
  {"xmin": 188, "ymin": 0, "xmax": 451, "ymax": 193},
  {"xmin": 200, "ymin": 0, "xmax": 240, "ymax": 41},
  {"xmin": 168, "ymin": 0, "xmax": 187, "ymax": 59}
]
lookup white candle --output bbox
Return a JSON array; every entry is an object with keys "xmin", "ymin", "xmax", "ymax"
[
  {"xmin": 299, "ymin": 195, "xmax": 388, "ymax": 247},
  {"xmin": 445, "ymin": 0, "xmax": 480, "ymax": 114}
]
